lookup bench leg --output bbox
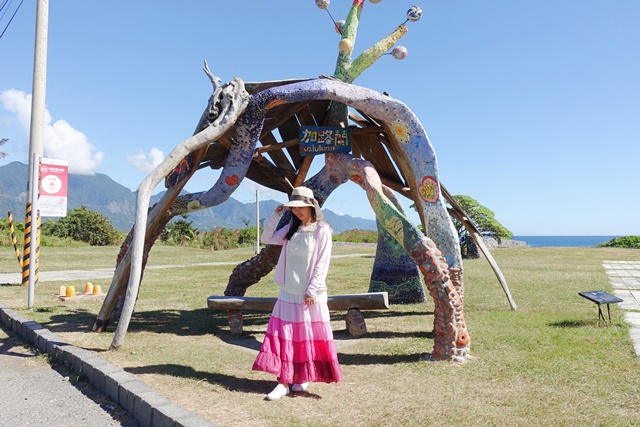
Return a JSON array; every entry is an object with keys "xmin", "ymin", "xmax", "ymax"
[
  {"xmin": 346, "ymin": 308, "xmax": 367, "ymax": 338},
  {"xmin": 228, "ymin": 310, "xmax": 243, "ymax": 337}
]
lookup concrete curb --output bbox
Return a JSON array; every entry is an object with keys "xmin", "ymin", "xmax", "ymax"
[{"xmin": 0, "ymin": 301, "xmax": 216, "ymax": 427}]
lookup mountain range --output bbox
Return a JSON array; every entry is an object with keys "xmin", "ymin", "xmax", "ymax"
[{"xmin": 0, "ymin": 161, "xmax": 376, "ymax": 233}]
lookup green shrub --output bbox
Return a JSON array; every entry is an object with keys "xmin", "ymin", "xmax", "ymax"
[
  {"xmin": 160, "ymin": 219, "xmax": 199, "ymax": 245},
  {"xmin": 42, "ymin": 206, "xmax": 120, "ymax": 246},
  {"xmin": 201, "ymin": 227, "xmax": 237, "ymax": 251},
  {"xmin": 598, "ymin": 236, "xmax": 640, "ymax": 248},
  {"xmin": 0, "ymin": 216, "xmax": 24, "ymax": 247},
  {"xmin": 237, "ymin": 226, "xmax": 258, "ymax": 246}
]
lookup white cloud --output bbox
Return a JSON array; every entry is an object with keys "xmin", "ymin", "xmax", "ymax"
[
  {"xmin": 0, "ymin": 89, "xmax": 104, "ymax": 175},
  {"xmin": 127, "ymin": 147, "xmax": 165, "ymax": 173}
]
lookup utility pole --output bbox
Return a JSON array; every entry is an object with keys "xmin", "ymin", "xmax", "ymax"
[{"xmin": 25, "ymin": 0, "xmax": 49, "ymax": 306}]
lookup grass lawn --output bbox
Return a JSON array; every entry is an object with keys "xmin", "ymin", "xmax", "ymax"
[{"xmin": 1, "ymin": 244, "xmax": 640, "ymax": 426}]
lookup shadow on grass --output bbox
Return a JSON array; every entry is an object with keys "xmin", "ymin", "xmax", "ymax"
[
  {"xmin": 336, "ymin": 352, "xmax": 425, "ymax": 365},
  {"xmin": 42, "ymin": 308, "xmax": 224, "ymax": 336},
  {"xmin": 124, "ymin": 363, "xmax": 274, "ymax": 394},
  {"xmin": 216, "ymin": 333, "xmax": 263, "ymax": 352},
  {"xmin": 210, "ymin": 329, "xmax": 433, "ymax": 359},
  {"xmin": 353, "ymin": 309, "xmax": 434, "ymax": 319},
  {"xmin": 549, "ymin": 319, "xmax": 595, "ymax": 328},
  {"xmin": 39, "ymin": 305, "xmax": 436, "ymax": 348},
  {"xmin": 39, "ymin": 308, "xmax": 98, "ymax": 333},
  {"xmin": 333, "ymin": 329, "xmax": 434, "ymax": 340}
]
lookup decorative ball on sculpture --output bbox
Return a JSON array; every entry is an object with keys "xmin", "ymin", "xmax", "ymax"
[
  {"xmin": 339, "ymin": 38, "xmax": 354, "ymax": 54},
  {"xmin": 392, "ymin": 46, "xmax": 408, "ymax": 60},
  {"xmin": 335, "ymin": 20, "xmax": 345, "ymax": 35},
  {"xmin": 406, "ymin": 6, "xmax": 423, "ymax": 22},
  {"xmin": 315, "ymin": 0, "xmax": 330, "ymax": 10},
  {"xmin": 369, "ymin": 0, "xmax": 383, "ymax": 3}
]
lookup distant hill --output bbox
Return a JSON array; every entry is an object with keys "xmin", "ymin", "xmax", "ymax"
[{"xmin": 0, "ymin": 161, "xmax": 376, "ymax": 233}]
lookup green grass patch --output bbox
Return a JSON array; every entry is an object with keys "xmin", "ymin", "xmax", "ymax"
[{"xmin": 1, "ymin": 245, "xmax": 640, "ymax": 425}]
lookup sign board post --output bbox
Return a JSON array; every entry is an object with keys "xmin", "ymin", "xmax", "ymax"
[{"xmin": 39, "ymin": 158, "xmax": 68, "ymax": 217}]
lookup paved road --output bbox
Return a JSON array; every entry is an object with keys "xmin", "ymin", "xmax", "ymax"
[
  {"xmin": 0, "ymin": 255, "xmax": 370, "ymax": 285},
  {"xmin": 605, "ymin": 260, "xmax": 640, "ymax": 355},
  {"xmin": 0, "ymin": 261, "xmax": 242, "ymax": 285},
  {"xmin": 0, "ymin": 324, "xmax": 137, "ymax": 427}
]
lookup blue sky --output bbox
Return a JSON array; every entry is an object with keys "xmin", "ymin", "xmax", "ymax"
[{"xmin": 1, "ymin": 1, "xmax": 638, "ymax": 236}]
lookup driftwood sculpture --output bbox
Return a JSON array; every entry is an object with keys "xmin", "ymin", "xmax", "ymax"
[{"xmin": 94, "ymin": 1, "xmax": 515, "ymax": 362}]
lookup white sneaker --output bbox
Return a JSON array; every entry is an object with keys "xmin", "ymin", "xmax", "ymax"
[
  {"xmin": 266, "ymin": 384, "xmax": 289, "ymax": 400},
  {"xmin": 291, "ymin": 382, "xmax": 309, "ymax": 392}
]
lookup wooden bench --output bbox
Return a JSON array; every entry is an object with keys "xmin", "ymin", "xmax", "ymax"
[{"xmin": 207, "ymin": 292, "xmax": 389, "ymax": 337}]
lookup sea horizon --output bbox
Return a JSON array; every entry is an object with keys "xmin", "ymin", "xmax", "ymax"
[{"xmin": 512, "ymin": 235, "xmax": 620, "ymax": 247}]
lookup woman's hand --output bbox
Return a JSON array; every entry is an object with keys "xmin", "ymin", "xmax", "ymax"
[
  {"xmin": 304, "ymin": 295, "xmax": 315, "ymax": 306},
  {"xmin": 275, "ymin": 205, "xmax": 285, "ymax": 215}
]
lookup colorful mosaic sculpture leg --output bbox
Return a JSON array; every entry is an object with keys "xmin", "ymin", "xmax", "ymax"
[
  {"xmin": 370, "ymin": 223, "xmax": 425, "ymax": 304},
  {"xmin": 369, "ymin": 185, "xmax": 425, "ymax": 304},
  {"xmin": 327, "ymin": 154, "xmax": 469, "ymax": 361}
]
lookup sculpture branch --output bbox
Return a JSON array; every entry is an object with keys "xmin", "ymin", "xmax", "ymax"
[{"xmin": 108, "ymin": 77, "xmax": 249, "ymax": 350}]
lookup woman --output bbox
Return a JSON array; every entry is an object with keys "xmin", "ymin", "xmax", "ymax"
[{"xmin": 252, "ymin": 186, "xmax": 342, "ymax": 400}]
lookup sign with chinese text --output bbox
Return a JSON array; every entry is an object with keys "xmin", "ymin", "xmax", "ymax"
[
  {"xmin": 299, "ymin": 126, "xmax": 351, "ymax": 156},
  {"xmin": 39, "ymin": 158, "xmax": 68, "ymax": 217}
]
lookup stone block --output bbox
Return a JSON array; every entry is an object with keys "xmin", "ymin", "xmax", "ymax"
[
  {"xmin": 105, "ymin": 370, "xmax": 137, "ymax": 404},
  {"xmin": 60, "ymin": 345, "xmax": 94, "ymax": 373},
  {"xmin": 134, "ymin": 392, "xmax": 173, "ymax": 427},
  {"xmin": 34, "ymin": 329, "xmax": 58, "ymax": 353},
  {"xmin": 174, "ymin": 413, "xmax": 217, "ymax": 427},
  {"xmin": 22, "ymin": 320, "xmax": 43, "ymax": 343},
  {"xmin": 80, "ymin": 355, "xmax": 108, "ymax": 388},
  {"xmin": 0, "ymin": 306, "xmax": 9, "ymax": 325},
  {"xmin": 11, "ymin": 314, "xmax": 28, "ymax": 335},
  {"xmin": 154, "ymin": 403, "xmax": 196, "ymax": 427},
  {"xmin": 119, "ymin": 379, "xmax": 155, "ymax": 416},
  {"xmin": 46, "ymin": 340, "xmax": 69, "ymax": 364},
  {"xmin": 91, "ymin": 359, "xmax": 122, "ymax": 395}
]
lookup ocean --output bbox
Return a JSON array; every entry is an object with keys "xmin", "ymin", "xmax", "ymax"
[{"xmin": 512, "ymin": 236, "xmax": 619, "ymax": 247}]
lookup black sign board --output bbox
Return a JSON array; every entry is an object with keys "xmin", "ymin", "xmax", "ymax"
[
  {"xmin": 579, "ymin": 290, "xmax": 623, "ymax": 324},
  {"xmin": 578, "ymin": 290, "xmax": 623, "ymax": 305},
  {"xmin": 299, "ymin": 126, "xmax": 351, "ymax": 156}
]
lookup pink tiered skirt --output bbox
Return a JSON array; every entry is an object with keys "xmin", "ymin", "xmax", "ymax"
[{"xmin": 252, "ymin": 290, "xmax": 342, "ymax": 384}]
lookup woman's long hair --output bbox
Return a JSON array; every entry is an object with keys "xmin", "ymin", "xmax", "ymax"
[{"xmin": 284, "ymin": 208, "xmax": 317, "ymax": 240}]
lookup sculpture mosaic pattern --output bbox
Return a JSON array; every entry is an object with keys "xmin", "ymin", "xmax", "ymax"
[{"xmin": 98, "ymin": 0, "xmax": 473, "ymax": 361}]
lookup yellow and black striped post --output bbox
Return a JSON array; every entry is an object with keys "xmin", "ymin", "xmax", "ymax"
[
  {"xmin": 7, "ymin": 211, "xmax": 23, "ymax": 269},
  {"xmin": 35, "ymin": 212, "xmax": 40, "ymax": 283},
  {"xmin": 21, "ymin": 202, "xmax": 39, "ymax": 287}
]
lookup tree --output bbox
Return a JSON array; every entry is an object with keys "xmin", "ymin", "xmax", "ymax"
[
  {"xmin": 449, "ymin": 195, "xmax": 512, "ymax": 258},
  {"xmin": 160, "ymin": 218, "xmax": 199, "ymax": 244},
  {"xmin": 43, "ymin": 206, "xmax": 120, "ymax": 246},
  {"xmin": 598, "ymin": 236, "xmax": 640, "ymax": 248},
  {"xmin": 0, "ymin": 138, "xmax": 8, "ymax": 159}
]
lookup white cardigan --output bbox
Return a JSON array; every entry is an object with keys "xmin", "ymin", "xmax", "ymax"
[{"xmin": 261, "ymin": 210, "xmax": 332, "ymax": 298}]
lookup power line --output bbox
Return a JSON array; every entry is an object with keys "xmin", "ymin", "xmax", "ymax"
[
  {"xmin": 0, "ymin": 0, "xmax": 13, "ymax": 21},
  {"xmin": 0, "ymin": 0, "xmax": 24, "ymax": 40},
  {"xmin": 0, "ymin": 0, "xmax": 11, "ymax": 13}
]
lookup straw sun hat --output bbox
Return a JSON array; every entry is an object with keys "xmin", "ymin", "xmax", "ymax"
[{"xmin": 283, "ymin": 186, "xmax": 315, "ymax": 208}]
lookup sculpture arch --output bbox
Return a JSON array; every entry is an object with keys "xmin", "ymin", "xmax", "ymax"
[{"xmin": 94, "ymin": 1, "xmax": 516, "ymax": 363}]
